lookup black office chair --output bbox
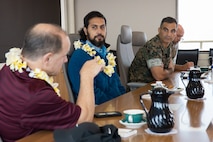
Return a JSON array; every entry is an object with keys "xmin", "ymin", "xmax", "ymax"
[
  {"xmin": 176, "ymin": 49, "xmax": 199, "ymax": 66},
  {"xmin": 62, "ymin": 33, "xmax": 80, "ymax": 103},
  {"xmin": 209, "ymin": 48, "xmax": 213, "ymax": 65}
]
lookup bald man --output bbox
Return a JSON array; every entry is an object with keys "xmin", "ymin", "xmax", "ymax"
[
  {"xmin": 173, "ymin": 24, "xmax": 184, "ymax": 44},
  {"xmin": 0, "ymin": 23, "xmax": 104, "ymax": 141},
  {"xmin": 172, "ymin": 24, "xmax": 194, "ymax": 71}
]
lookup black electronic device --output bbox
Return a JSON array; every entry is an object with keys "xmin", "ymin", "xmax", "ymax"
[{"xmin": 94, "ymin": 111, "xmax": 122, "ymax": 118}]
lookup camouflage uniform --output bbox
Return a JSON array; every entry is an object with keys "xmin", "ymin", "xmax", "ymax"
[
  {"xmin": 128, "ymin": 35, "xmax": 173, "ymax": 83},
  {"xmin": 171, "ymin": 43, "xmax": 178, "ymax": 64}
]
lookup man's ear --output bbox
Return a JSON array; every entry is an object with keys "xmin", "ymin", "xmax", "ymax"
[
  {"xmin": 83, "ymin": 27, "xmax": 87, "ymax": 36},
  {"xmin": 42, "ymin": 52, "xmax": 53, "ymax": 66}
]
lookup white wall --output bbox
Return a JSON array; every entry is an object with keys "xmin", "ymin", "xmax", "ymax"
[
  {"xmin": 61, "ymin": 0, "xmax": 208, "ymax": 66},
  {"xmin": 60, "ymin": 0, "xmax": 75, "ymax": 33},
  {"xmin": 73, "ymin": 0, "xmax": 176, "ymax": 50},
  {"xmin": 198, "ymin": 52, "xmax": 209, "ymax": 66}
]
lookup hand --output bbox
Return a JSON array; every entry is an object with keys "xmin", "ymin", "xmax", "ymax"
[
  {"xmin": 80, "ymin": 58, "xmax": 104, "ymax": 79},
  {"xmin": 168, "ymin": 59, "xmax": 175, "ymax": 72},
  {"xmin": 184, "ymin": 62, "xmax": 194, "ymax": 70}
]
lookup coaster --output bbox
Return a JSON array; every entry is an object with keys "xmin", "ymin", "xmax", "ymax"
[
  {"xmin": 185, "ymin": 97, "xmax": 206, "ymax": 101},
  {"xmin": 145, "ymin": 128, "xmax": 177, "ymax": 135}
]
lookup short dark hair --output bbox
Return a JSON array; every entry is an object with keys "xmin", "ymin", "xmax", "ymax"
[
  {"xmin": 79, "ymin": 11, "xmax": 106, "ymax": 41},
  {"xmin": 160, "ymin": 17, "xmax": 177, "ymax": 27},
  {"xmin": 22, "ymin": 23, "xmax": 66, "ymax": 60},
  {"xmin": 83, "ymin": 11, "xmax": 106, "ymax": 28}
]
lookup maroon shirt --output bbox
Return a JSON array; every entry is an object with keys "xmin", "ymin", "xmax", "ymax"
[{"xmin": 0, "ymin": 65, "xmax": 81, "ymax": 142}]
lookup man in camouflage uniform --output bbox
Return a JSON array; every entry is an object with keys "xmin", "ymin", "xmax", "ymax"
[
  {"xmin": 171, "ymin": 24, "xmax": 194, "ymax": 71},
  {"xmin": 129, "ymin": 17, "xmax": 177, "ymax": 83}
]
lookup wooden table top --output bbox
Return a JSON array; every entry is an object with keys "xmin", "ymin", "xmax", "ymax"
[{"xmin": 17, "ymin": 71, "xmax": 213, "ymax": 142}]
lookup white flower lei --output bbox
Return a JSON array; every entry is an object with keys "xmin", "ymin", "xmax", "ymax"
[
  {"xmin": 5, "ymin": 48, "xmax": 60, "ymax": 96},
  {"xmin": 74, "ymin": 40, "xmax": 116, "ymax": 77}
]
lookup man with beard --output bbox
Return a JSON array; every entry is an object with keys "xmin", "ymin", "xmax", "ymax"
[
  {"xmin": 129, "ymin": 17, "xmax": 177, "ymax": 83},
  {"xmin": 68, "ymin": 11, "xmax": 125, "ymax": 105}
]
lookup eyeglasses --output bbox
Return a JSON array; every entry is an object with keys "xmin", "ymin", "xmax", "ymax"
[{"xmin": 176, "ymin": 35, "xmax": 184, "ymax": 41}]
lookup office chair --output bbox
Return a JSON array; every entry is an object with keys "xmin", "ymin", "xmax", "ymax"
[
  {"xmin": 62, "ymin": 33, "xmax": 80, "ymax": 103},
  {"xmin": 209, "ymin": 48, "xmax": 213, "ymax": 65},
  {"xmin": 176, "ymin": 49, "xmax": 199, "ymax": 66},
  {"xmin": 132, "ymin": 31, "xmax": 147, "ymax": 55},
  {"xmin": 117, "ymin": 25, "xmax": 147, "ymax": 90}
]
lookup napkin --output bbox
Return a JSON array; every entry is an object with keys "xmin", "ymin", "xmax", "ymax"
[
  {"xmin": 118, "ymin": 128, "xmax": 137, "ymax": 138},
  {"xmin": 204, "ymin": 79, "xmax": 213, "ymax": 84},
  {"xmin": 169, "ymin": 104, "xmax": 182, "ymax": 111}
]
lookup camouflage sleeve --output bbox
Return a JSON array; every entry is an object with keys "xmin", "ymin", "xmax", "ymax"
[
  {"xmin": 147, "ymin": 58, "xmax": 163, "ymax": 68},
  {"xmin": 144, "ymin": 40, "xmax": 163, "ymax": 68},
  {"xmin": 171, "ymin": 45, "xmax": 178, "ymax": 64}
]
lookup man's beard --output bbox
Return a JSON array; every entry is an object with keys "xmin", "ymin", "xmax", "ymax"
[{"xmin": 88, "ymin": 34, "xmax": 105, "ymax": 47}]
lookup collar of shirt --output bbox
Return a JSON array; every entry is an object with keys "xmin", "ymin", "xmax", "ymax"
[{"xmin": 86, "ymin": 40, "xmax": 107, "ymax": 58}]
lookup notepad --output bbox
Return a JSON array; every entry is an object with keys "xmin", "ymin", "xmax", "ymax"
[{"xmin": 118, "ymin": 128, "xmax": 137, "ymax": 138}]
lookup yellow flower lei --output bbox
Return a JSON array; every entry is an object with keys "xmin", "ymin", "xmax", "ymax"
[
  {"xmin": 74, "ymin": 40, "xmax": 116, "ymax": 77},
  {"xmin": 5, "ymin": 47, "xmax": 60, "ymax": 96}
]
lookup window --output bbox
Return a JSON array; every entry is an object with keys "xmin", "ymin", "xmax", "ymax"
[{"xmin": 178, "ymin": 0, "xmax": 213, "ymax": 51}]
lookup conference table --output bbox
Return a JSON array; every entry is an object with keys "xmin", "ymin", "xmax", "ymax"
[{"xmin": 17, "ymin": 71, "xmax": 213, "ymax": 142}]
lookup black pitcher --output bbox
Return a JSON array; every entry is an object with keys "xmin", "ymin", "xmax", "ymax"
[
  {"xmin": 140, "ymin": 87, "xmax": 174, "ymax": 133},
  {"xmin": 185, "ymin": 70, "xmax": 205, "ymax": 99}
]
